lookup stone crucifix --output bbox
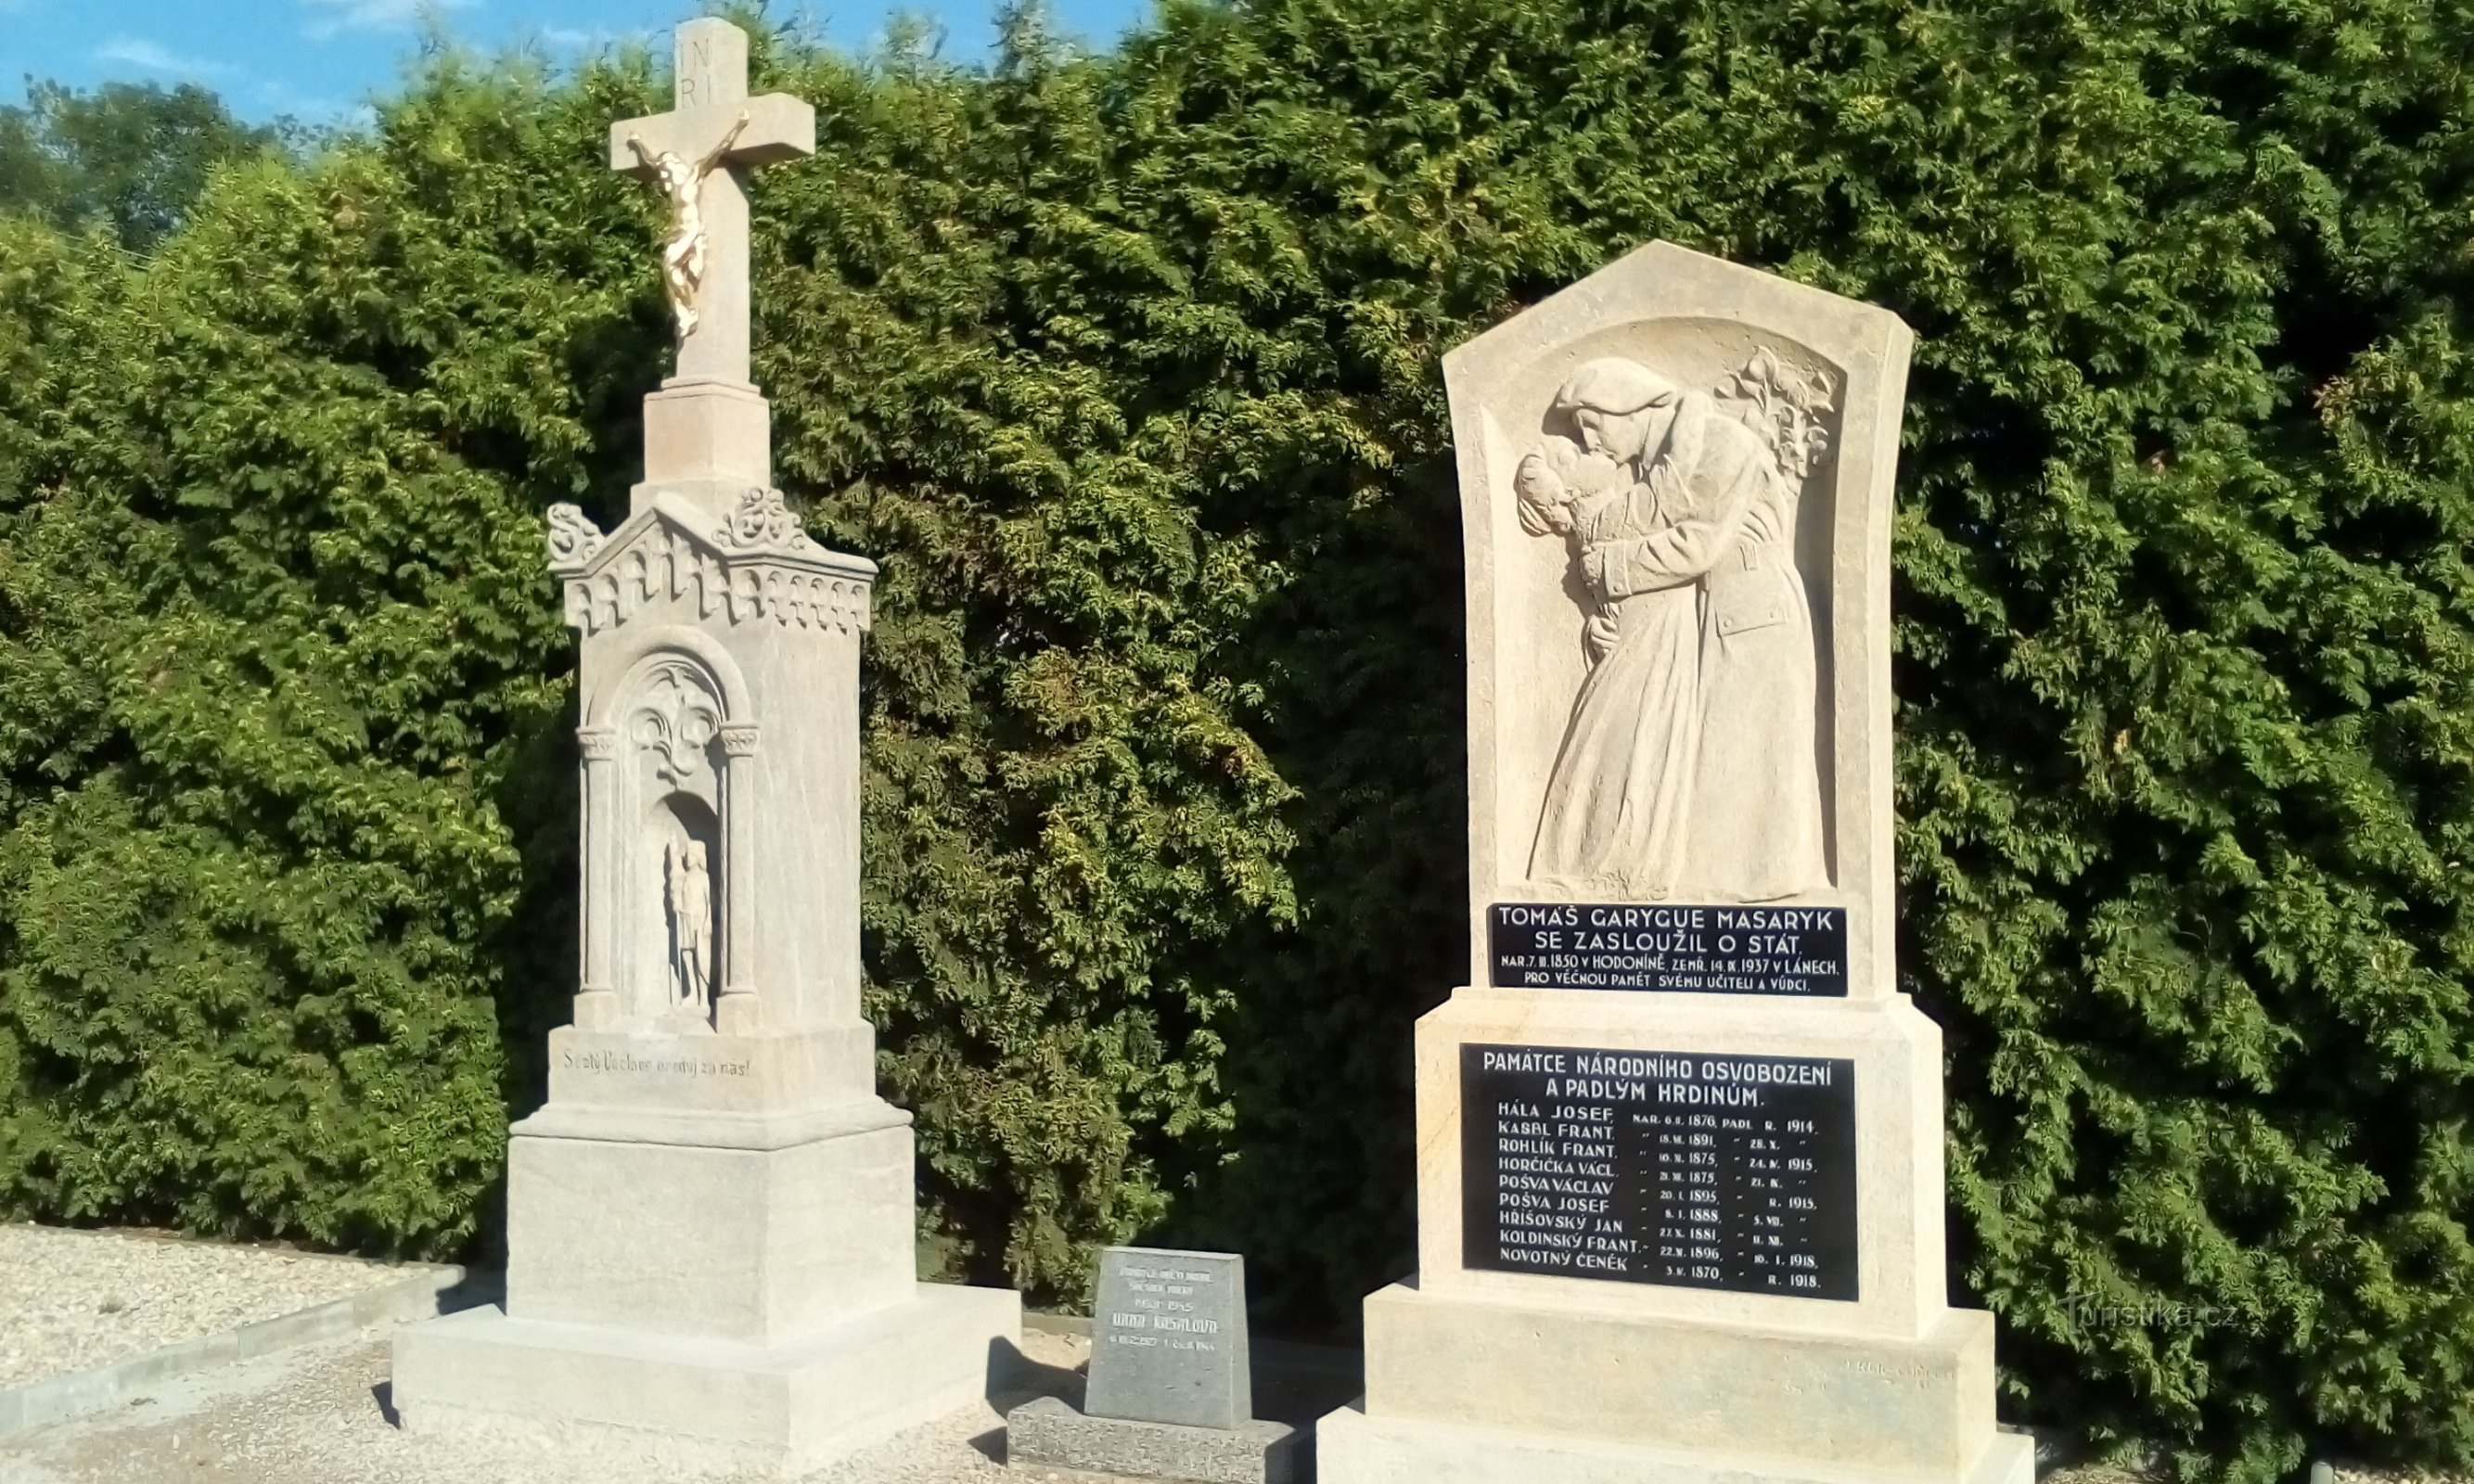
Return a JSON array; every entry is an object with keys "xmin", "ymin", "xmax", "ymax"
[{"xmin": 609, "ymin": 19, "xmax": 814, "ymax": 387}]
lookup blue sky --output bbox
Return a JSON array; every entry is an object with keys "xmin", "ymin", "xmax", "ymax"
[{"xmin": 3, "ymin": 0, "xmax": 1155, "ymax": 123}]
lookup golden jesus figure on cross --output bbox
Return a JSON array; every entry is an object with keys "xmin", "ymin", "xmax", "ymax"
[
  {"xmin": 609, "ymin": 18, "xmax": 814, "ymax": 385},
  {"xmin": 626, "ymin": 109, "xmax": 750, "ymax": 343}
]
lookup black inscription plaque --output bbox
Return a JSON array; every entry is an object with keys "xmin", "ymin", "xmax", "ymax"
[
  {"xmin": 1489, "ymin": 903, "xmax": 1848, "ymax": 996},
  {"xmin": 1460, "ymin": 1043, "xmax": 1858, "ymax": 1300}
]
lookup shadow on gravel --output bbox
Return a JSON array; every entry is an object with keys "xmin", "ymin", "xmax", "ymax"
[
  {"xmin": 435, "ymin": 1271, "xmax": 506, "ymax": 1315},
  {"xmin": 974, "ymin": 1337, "xmax": 1086, "ymax": 1462},
  {"xmin": 367, "ymin": 1268, "xmax": 498, "ymax": 1431}
]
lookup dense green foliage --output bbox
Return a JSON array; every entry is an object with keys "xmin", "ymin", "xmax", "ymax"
[
  {"xmin": 7, "ymin": 2, "xmax": 2474, "ymax": 1476},
  {"xmin": 0, "ymin": 81, "xmax": 294, "ymax": 251}
]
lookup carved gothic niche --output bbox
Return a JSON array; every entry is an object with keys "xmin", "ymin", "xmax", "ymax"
[
  {"xmin": 626, "ymin": 659, "xmax": 724, "ymax": 1028},
  {"xmin": 579, "ymin": 651, "xmax": 759, "ymax": 1031},
  {"xmin": 1505, "ymin": 329, "xmax": 1844, "ymax": 906}
]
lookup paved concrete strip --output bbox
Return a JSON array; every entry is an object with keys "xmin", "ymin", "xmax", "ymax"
[
  {"xmin": 0, "ymin": 1263, "xmax": 462, "ymax": 1441},
  {"xmin": 1023, "ymin": 1310, "xmax": 1094, "ymax": 1338}
]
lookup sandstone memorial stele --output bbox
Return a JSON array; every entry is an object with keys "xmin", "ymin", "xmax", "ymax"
[
  {"xmin": 388, "ymin": 19, "xmax": 1020, "ymax": 1469},
  {"xmin": 1314, "ymin": 241, "xmax": 2031, "ymax": 1484}
]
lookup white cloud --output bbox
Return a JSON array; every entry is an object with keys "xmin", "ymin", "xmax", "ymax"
[
  {"xmin": 93, "ymin": 36, "xmax": 237, "ymax": 79},
  {"xmin": 532, "ymin": 22, "xmax": 655, "ymax": 51},
  {"xmin": 299, "ymin": 0, "xmax": 476, "ymax": 41},
  {"xmin": 252, "ymin": 79, "xmax": 372, "ymax": 126}
]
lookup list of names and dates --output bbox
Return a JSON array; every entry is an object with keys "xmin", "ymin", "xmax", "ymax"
[{"xmin": 1460, "ymin": 1043, "xmax": 1858, "ymax": 1301}]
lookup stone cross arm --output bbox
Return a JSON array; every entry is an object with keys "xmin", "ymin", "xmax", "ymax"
[
  {"xmin": 605, "ymin": 18, "xmax": 814, "ymax": 385},
  {"xmin": 607, "ymin": 91, "xmax": 814, "ymax": 178}
]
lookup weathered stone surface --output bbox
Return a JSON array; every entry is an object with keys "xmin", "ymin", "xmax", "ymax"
[
  {"xmin": 1084, "ymin": 1247, "xmax": 1250, "ymax": 1430},
  {"xmin": 396, "ymin": 1283, "xmax": 1021, "ymax": 1474},
  {"xmin": 390, "ymin": 20, "xmax": 1019, "ymax": 1474},
  {"xmin": 502, "ymin": 1113, "xmax": 916, "ymax": 1344},
  {"xmin": 1317, "ymin": 1401, "xmax": 2033, "ymax": 1484},
  {"xmin": 1006, "ymin": 1396, "xmax": 1299, "ymax": 1484},
  {"xmin": 1315, "ymin": 241, "xmax": 2024, "ymax": 1484},
  {"xmin": 1451, "ymin": 240, "xmax": 1913, "ymax": 978},
  {"xmin": 1359, "ymin": 1284, "xmax": 1995, "ymax": 1475}
]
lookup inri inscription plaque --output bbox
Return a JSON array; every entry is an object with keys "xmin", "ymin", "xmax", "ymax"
[
  {"xmin": 1490, "ymin": 903, "xmax": 1849, "ymax": 995},
  {"xmin": 1459, "ymin": 1043, "xmax": 1857, "ymax": 1300}
]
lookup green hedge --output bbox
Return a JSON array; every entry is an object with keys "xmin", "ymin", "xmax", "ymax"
[{"xmin": 7, "ymin": 2, "xmax": 2474, "ymax": 1476}]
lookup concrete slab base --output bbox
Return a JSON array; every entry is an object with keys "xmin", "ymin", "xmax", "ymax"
[
  {"xmin": 1314, "ymin": 1401, "xmax": 2034, "ymax": 1484},
  {"xmin": 1356, "ymin": 1283, "xmax": 1999, "ymax": 1475},
  {"xmin": 1006, "ymin": 1395, "xmax": 1299, "ymax": 1483},
  {"xmin": 391, "ymin": 1280, "xmax": 1020, "ymax": 1475}
]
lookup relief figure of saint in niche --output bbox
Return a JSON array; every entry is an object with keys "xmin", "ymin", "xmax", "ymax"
[
  {"xmin": 667, "ymin": 839, "xmax": 714, "ymax": 1015},
  {"xmin": 1516, "ymin": 350, "xmax": 1831, "ymax": 902}
]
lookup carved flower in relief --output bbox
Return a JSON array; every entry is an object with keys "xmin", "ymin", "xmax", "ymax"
[
  {"xmin": 545, "ymin": 503, "xmax": 607, "ymax": 567},
  {"xmin": 715, "ymin": 486, "xmax": 814, "ymax": 553},
  {"xmin": 632, "ymin": 661, "xmax": 723, "ymax": 783},
  {"xmin": 1719, "ymin": 347, "xmax": 1838, "ymax": 482}
]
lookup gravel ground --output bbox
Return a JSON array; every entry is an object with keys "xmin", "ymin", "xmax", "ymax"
[
  {"xmin": 0, "ymin": 1325, "xmax": 1122, "ymax": 1484},
  {"xmin": 0, "ymin": 1314, "xmax": 2454, "ymax": 1484},
  {"xmin": 0, "ymin": 1224, "xmax": 416, "ymax": 1390},
  {"xmin": 2, "ymin": 1226, "xmax": 2451, "ymax": 1484}
]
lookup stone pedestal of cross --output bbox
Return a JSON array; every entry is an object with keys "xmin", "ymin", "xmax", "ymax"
[
  {"xmin": 388, "ymin": 19, "xmax": 1021, "ymax": 1472},
  {"xmin": 609, "ymin": 18, "xmax": 814, "ymax": 510}
]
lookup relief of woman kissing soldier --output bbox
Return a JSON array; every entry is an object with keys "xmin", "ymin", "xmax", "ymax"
[{"xmin": 1515, "ymin": 350, "xmax": 1838, "ymax": 905}]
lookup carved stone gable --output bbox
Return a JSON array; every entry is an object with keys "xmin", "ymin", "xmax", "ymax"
[{"xmin": 546, "ymin": 492, "xmax": 875, "ymax": 638}]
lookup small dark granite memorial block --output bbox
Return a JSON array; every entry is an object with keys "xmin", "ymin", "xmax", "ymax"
[
  {"xmin": 1087, "ymin": 1247, "xmax": 1249, "ymax": 1428},
  {"xmin": 1007, "ymin": 1247, "xmax": 1298, "ymax": 1484}
]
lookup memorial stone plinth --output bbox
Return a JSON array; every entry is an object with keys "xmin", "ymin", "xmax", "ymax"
[
  {"xmin": 1314, "ymin": 241, "xmax": 2030, "ymax": 1484},
  {"xmin": 388, "ymin": 20, "xmax": 1019, "ymax": 1472},
  {"xmin": 1007, "ymin": 1248, "xmax": 1297, "ymax": 1484}
]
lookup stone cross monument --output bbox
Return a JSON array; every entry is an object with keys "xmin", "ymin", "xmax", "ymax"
[
  {"xmin": 1315, "ymin": 242, "xmax": 2030, "ymax": 1484},
  {"xmin": 391, "ymin": 19, "xmax": 1019, "ymax": 1471}
]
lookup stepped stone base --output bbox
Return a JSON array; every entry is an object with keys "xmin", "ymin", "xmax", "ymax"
[
  {"xmin": 1314, "ymin": 1281, "xmax": 2026, "ymax": 1484},
  {"xmin": 1315, "ymin": 1402, "xmax": 2033, "ymax": 1484},
  {"xmin": 1359, "ymin": 1283, "xmax": 1998, "ymax": 1474},
  {"xmin": 391, "ymin": 1282, "xmax": 1021, "ymax": 1475},
  {"xmin": 502, "ymin": 1099, "xmax": 917, "ymax": 1345}
]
